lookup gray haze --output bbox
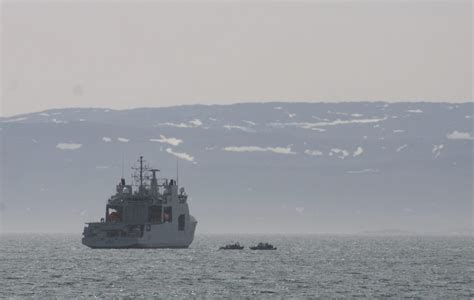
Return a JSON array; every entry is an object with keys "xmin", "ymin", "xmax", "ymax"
[
  {"xmin": 0, "ymin": 102, "xmax": 472, "ymax": 234},
  {"xmin": 1, "ymin": 1, "xmax": 472, "ymax": 116}
]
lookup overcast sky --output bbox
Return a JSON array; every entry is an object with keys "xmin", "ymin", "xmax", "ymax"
[{"xmin": 1, "ymin": 1, "xmax": 472, "ymax": 117}]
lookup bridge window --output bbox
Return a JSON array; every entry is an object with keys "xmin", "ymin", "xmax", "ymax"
[
  {"xmin": 164, "ymin": 207, "xmax": 172, "ymax": 223},
  {"xmin": 148, "ymin": 206, "xmax": 162, "ymax": 223},
  {"xmin": 178, "ymin": 214, "xmax": 185, "ymax": 231},
  {"xmin": 106, "ymin": 206, "xmax": 122, "ymax": 222}
]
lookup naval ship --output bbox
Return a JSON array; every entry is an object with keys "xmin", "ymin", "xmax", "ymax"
[{"xmin": 82, "ymin": 156, "xmax": 197, "ymax": 248}]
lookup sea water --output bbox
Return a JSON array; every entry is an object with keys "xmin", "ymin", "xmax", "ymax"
[{"xmin": 1, "ymin": 234, "xmax": 472, "ymax": 298}]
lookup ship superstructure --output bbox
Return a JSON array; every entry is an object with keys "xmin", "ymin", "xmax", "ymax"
[{"xmin": 82, "ymin": 156, "xmax": 197, "ymax": 248}]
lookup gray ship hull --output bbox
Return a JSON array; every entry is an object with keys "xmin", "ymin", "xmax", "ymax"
[{"xmin": 82, "ymin": 216, "xmax": 197, "ymax": 249}]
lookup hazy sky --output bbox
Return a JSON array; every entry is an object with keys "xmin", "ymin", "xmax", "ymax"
[{"xmin": 1, "ymin": 1, "xmax": 472, "ymax": 117}]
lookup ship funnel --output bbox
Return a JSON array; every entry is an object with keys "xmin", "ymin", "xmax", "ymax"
[{"xmin": 150, "ymin": 169, "xmax": 160, "ymax": 195}]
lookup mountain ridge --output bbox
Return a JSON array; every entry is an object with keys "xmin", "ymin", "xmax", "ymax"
[{"xmin": 1, "ymin": 102, "xmax": 472, "ymax": 233}]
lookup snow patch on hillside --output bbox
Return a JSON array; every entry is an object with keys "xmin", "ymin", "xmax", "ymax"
[
  {"xmin": 52, "ymin": 119, "xmax": 68, "ymax": 124},
  {"xmin": 347, "ymin": 169, "xmax": 379, "ymax": 174},
  {"xmin": 242, "ymin": 120, "xmax": 257, "ymax": 126},
  {"xmin": 160, "ymin": 119, "xmax": 203, "ymax": 128},
  {"xmin": 353, "ymin": 147, "xmax": 363, "ymax": 157},
  {"xmin": 295, "ymin": 207, "xmax": 305, "ymax": 213},
  {"xmin": 312, "ymin": 116, "xmax": 330, "ymax": 121},
  {"xmin": 268, "ymin": 117, "xmax": 386, "ymax": 130},
  {"xmin": 446, "ymin": 131, "xmax": 473, "ymax": 140},
  {"xmin": 432, "ymin": 144, "xmax": 444, "ymax": 158},
  {"xmin": 223, "ymin": 125, "xmax": 255, "ymax": 132},
  {"xmin": 162, "ymin": 122, "xmax": 190, "ymax": 128},
  {"xmin": 396, "ymin": 144, "xmax": 408, "ymax": 152},
  {"xmin": 304, "ymin": 149, "xmax": 323, "ymax": 156},
  {"xmin": 56, "ymin": 143, "xmax": 82, "ymax": 150},
  {"xmin": 223, "ymin": 146, "xmax": 296, "ymax": 155},
  {"xmin": 150, "ymin": 135, "xmax": 183, "ymax": 146},
  {"xmin": 165, "ymin": 148, "xmax": 194, "ymax": 162},
  {"xmin": 3, "ymin": 117, "xmax": 28, "ymax": 123},
  {"xmin": 328, "ymin": 111, "xmax": 349, "ymax": 116},
  {"xmin": 189, "ymin": 119, "xmax": 203, "ymax": 127},
  {"xmin": 330, "ymin": 148, "xmax": 349, "ymax": 159}
]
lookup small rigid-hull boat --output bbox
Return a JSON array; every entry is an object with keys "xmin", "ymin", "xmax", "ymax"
[
  {"xmin": 219, "ymin": 242, "xmax": 244, "ymax": 250},
  {"xmin": 250, "ymin": 242, "xmax": 277, "ymax": 250}
]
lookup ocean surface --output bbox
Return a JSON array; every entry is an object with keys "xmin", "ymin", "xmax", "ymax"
[{"xmin": 0, "ymin": 234, "xmax": 472, "ymax": 298}]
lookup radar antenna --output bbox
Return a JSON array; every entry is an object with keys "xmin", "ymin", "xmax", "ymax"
[{"xmin": 150, "ymin": 168, "xmax": 160, "ymax": 179}]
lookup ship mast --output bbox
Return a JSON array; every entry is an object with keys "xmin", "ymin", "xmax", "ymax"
[
  {"xmin": 132, "ymin": 155, "xmax": 149, "ymax": 193},
  {"xmin": 139, "ymin": 155, "xmax": 144, "ymax": 187}
]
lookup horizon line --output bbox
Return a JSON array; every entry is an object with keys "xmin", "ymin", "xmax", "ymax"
[{"xmin": 2, "ymin": 100, "xmax": 473, "ymax": 118}]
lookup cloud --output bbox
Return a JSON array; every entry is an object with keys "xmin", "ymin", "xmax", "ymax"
[
  {"xmin": 117, "ymin": 137, "xmax": 130, "ymax": 142},
  {"xmin": 102, "ymin": 137, "xmax": 112, "ymax": 142},
  {"xmin": 166, "ymin": 148, "xmax": 194, "ymax": 162},
  {"xmin": 407, "ymin": 109, "xmax": 423, "ymax": 113},
  {"xmin": 150, "ymin": 135, "xmax": 183, "ymax": 146},
  {"xmin": 223, "ymin": 146, "xmax": 296, "ymax": 155},
  {"xmin": 446, "ymin": 131, "xmax": 473, "ymax": 140}
]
